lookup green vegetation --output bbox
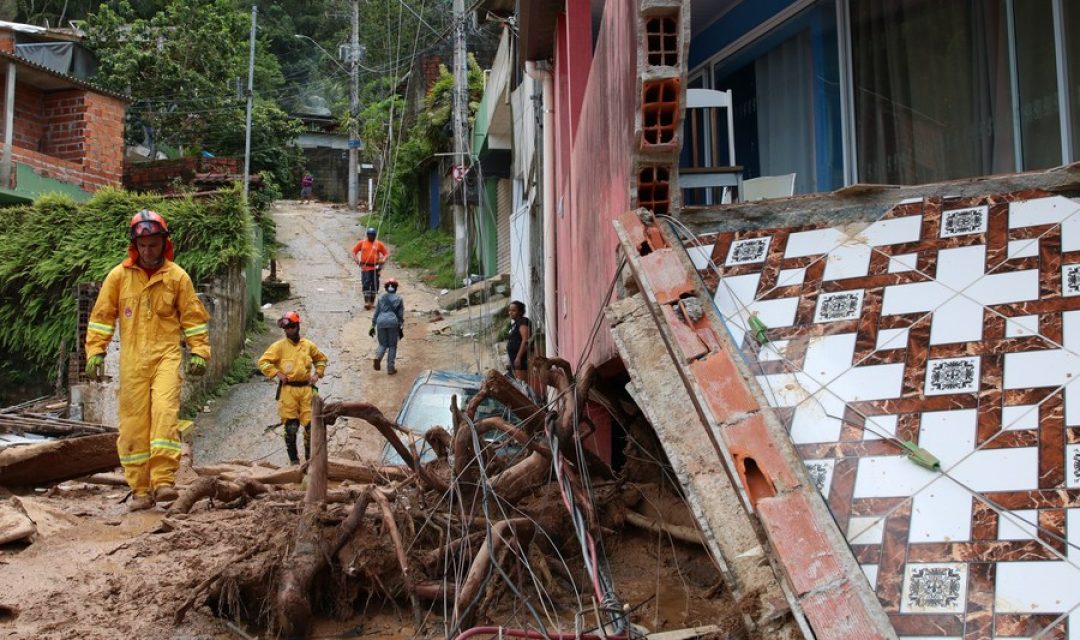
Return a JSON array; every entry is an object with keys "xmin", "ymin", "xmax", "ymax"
[
  {"xmin": 359, "ymin": 59, "xmax": 484, "ymax": 225},
  {"xmin": 0, "ymin": 186, "xmax": 252, "ymax": 389},
  {"xmin": 365, "ymin": 214, "xmax": 458, "ymax": 289},
  {"xmin": 81, "ymin": 0, "xmax": 302, "ymax": 190}
]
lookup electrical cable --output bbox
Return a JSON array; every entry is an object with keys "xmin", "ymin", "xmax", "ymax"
[{"xmin": 657, "ymin": 212, "xmax": 1080, "ymax": 568}]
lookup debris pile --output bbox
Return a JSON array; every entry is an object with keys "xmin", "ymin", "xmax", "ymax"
[{"xmin": 158, "ymin": 360, "xmax": 740, "ymax": 638}]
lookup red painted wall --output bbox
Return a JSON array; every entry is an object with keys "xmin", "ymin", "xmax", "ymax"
[
  {"xmin": 554, "ymin": 0, "xmax": 637, "ymax": 367},
  {"xmin": 554, "ymin": 1, "xmax": 592, "ymax": 210}
]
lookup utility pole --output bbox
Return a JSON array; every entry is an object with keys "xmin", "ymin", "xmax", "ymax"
[
  {"xmin": 242, "ymin": 5, "xmax": 257, "ymax": 202},
  {"xmin": 348, "ymin": 0, "xmax": 360, "ymax": 211},
  {"xmin": 451, "ymin": 0, "xmax": 467, "ymax": 279}
]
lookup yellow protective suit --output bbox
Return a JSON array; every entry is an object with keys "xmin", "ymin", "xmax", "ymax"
[
  {"xmin": 258, "ymin": 337, "xmax": 328, "ymax": 425},
  {"xmin": 86, "ymin": 250, "xmax": 210, "ymax": 497}
]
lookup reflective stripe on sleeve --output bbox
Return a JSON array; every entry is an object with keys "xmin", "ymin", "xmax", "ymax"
[
  {"xmin": 183, "ymin": 323, "xmax": 208, "ymax": 337},
  {"xmin": 88, "ymin": 321, "xmax": 115, "ymax": 336}
]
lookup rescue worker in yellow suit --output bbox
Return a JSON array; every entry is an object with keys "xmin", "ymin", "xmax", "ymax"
[
  {"xmin": 84, "ymin": 210, "xmax": 211, "ymax": 512},
  {"xmin": 258, "ymin": 311, "xmax": 328, "ymax": 464}
]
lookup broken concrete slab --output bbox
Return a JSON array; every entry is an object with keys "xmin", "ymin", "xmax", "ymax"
[
  {"xmin": 613, "ymin": 209, "xmax": 897, "ymax": 639},
  {"xmin": 0, "ymin": 498, "xmax": 36, "ymax": 545},
  {"xmin": 436, "ymin": 273, "xmax": 510, "ymax": 310},
  {"xmin": 607, "ymin": 294, "xmax": 800, "ymax": 638}
]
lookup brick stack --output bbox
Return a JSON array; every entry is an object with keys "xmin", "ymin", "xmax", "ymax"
[
  {"xmin": 0, "ymin": 59, "xmax": 126, "ymax": 193},
  {"xmin": 632, "ymin": 0, "xmax": 688, "ymax": 218}
]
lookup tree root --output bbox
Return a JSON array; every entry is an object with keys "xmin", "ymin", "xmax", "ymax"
[{"xmin": 168, "ymin": 477, "xmax": 269, "ymax": 515}]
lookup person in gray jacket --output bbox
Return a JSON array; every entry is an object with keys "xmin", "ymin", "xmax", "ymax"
[{"xmin": 369, "ymin": 277, "xmax": 404, "ymax": 375}]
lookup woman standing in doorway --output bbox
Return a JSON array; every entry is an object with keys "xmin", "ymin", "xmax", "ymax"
[{"xmin": 507, "ymin": 300, "xmax": 530, "ymax": 381}]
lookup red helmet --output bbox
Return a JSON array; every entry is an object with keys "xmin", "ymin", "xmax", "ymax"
[
  {"xmin": 129, "ymin": 209, "xmax": 170, "ymax": 240},
  {"xmin": 278, "ymin": 310, "xmax": 301, "ymax": 328},
  {"xmin": 384, "ymin": 277, "xmax": 399, "ymax": 290}
]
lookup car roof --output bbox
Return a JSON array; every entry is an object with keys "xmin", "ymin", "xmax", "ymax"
[
  {"xmin": 412, "ymin": 369, "xmax": 485, "ymax": 390},
  {"xmin": 395, "ymin": 369, "xmax": 485, "ymax": 425}
]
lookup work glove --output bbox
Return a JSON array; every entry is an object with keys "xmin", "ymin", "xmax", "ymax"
[
  {"xmin": 369, "ymin": 326, "xmax": 376, "ymax": 338},
  {"xmin": 187, "ymin": 354, "xmax": 207, "ymax": 377},
  {"xmin": 398, "ymin": 327, "xmax": 404, "ymax": 339},
  {"xmin": 85, "ymin": 354, "xmax": 105, "ymax": 381}
]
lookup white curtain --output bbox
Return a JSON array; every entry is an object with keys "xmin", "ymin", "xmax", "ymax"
[{"xmin": 755, "ymin": 31, "xmax": 815, "ymax": 194}]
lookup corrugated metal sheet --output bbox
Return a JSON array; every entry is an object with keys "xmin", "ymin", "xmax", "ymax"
[{"xmin": 496, "ymin": 179, "xmax": 512, "ymax": 273}]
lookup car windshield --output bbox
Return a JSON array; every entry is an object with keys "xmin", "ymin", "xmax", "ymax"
[{"xmin": 383, "ymin": 376, "xmax": 521, "ymax": 465}]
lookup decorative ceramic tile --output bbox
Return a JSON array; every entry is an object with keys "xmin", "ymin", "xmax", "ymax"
[
  {"xmin": 687, "ymin": 243, "xmax": 717, "ymax": 270},
  {"xmin": 924, "ymin": 357, "xmax": 981, "ymax": 396},
  {"xmin": 1067, "ymin": 444, "xmax": 1080, "ymax": 489},
  {"xmin": 693, "ymin": 191, "xmax": 1080, "ymax": 637},
  {"xmin": 691, "ymin": 192, "xmax": 1080, "ymax": 634},
  {"xmin": 862, "ymin": 414, "xmax": 898, "ymax": 441},
  {"xmin": 1001, "ymin": 404, "xmax": 1038, "ymax": 430},
  {"xmin": 775, "ymin": 267, "xmax": 806, "ymax": 287},
  {"xmin": 940, "ymin": 205, "xmax": 988, "ymax": 237},
  {"xmin": 1007, "ymin": 238, "xmax": 1039, "ymax": 259},
  {"xmin": 1005, "ymin": 315, "xmax": 1040, "ymax": 338},
  {"xmin": 888, "ymin": 252, "xmax": 919, "ymax": 273},
  {"xmin": 1063, "ymin": 263, "xmax": 1080, "ymax": 297},
  {"xmin": 814, "ymin": 290, "xmax": 864, "ymax": 323},
  {"xmin": 804, "ymin": 459, "xmax": 835, "ymax": 495},
  {"xmin": 901, "ymin": 563, "xmax": 969, "ymax": 613},
  {"xmin": 823, "ymin": 244, "xmax": 872, "ymax": 281},
  {"xmin": 875, "ymin": 327, "xmax": 909, "ymax": 350},
  {"xmin": 997, "ymin": 510, "xmax": 1039, "ymax": 540},
  {"xmin": 725, "ymin": 236, "xmax": 771, "ymax": 266},
  {"xmin": 848, "ymin": 516, "xmax": 886, "ymax": 545}
]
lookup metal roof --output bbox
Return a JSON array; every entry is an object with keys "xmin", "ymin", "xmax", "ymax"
[{"xmin": 0, "ymin": 50, "xmax": 130, "ymax": 102}]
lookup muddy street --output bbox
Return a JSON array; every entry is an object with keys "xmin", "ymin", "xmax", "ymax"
[
  {"xmin": 0, "ymin": 202, "xmax": 737, "ymax": 640},
  {"xmin": 192, "ymin": 200, "xmax": 503, "ymax": 467}
]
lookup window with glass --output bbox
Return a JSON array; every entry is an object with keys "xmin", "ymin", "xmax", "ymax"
[
  {"xmin": 850, "ymin": 0, "xmax": 1068, "ymax": 184},
  {"xmin": 707, "ymin": 0, "xmax": 844, "ymax": 195}
]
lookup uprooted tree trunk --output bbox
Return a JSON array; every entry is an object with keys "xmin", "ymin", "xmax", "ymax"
[
  {"xmin": 172, "ymin": 366, "xmax": 637, "ymax": 638},
  {"xmin": 0, "ymin": 433, "xmax": 119, "ymax": 486}
]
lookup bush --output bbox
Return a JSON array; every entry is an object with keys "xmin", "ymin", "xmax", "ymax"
[{"xmin": 0, "ymin": 185, "xmax": 253, "ymax": 387}]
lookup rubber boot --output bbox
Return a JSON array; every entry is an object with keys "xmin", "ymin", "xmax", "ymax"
[
  {"xmin": 129, "ymin": 493, "xmax": 155, "ymax": 512},
  {"xmin": 373, "ymin": 357, "xmax": 381, "ymax": 371},
  {"xmin": 284, "ymin": 419, "xmax": 301, "ymax": 464},
  {"xmin": 303, "ymin": 423, "xmax": 312, "ymax": 462}
]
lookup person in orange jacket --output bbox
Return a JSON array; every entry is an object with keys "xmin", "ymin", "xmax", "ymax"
[
  {"xmin": 351, "ymin": 227, "xmax": 389, "ymax": 309},
  {"xmin": 84, "ymin": 210, "xmax": 211, "ymax": 511},
  {"xmin": 258, "ymin": 311, "xmax": 328, "ymax": 464}
]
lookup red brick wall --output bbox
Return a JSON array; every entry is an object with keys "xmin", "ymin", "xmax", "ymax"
[
  {"xmin": 0, "ymin": 28, "xmax": 15, "ymax": 54},
  {"xmin": 4, "ymin": 82, "xmax": 46, "ymax": 151},
  {"xmin": 4, "ymin": 144, "xmax": 85, "ymax": 186},
  {"xmin": 42, "ymin": 90, "xmax": 86, "ymax": 161},
  {"xmin": 124, "ymin": 156, "xmax": 241, "ymax": 193},
  {"xmin": 0, "ymin": 71, "xmax": 126, "ymax": 193},
  {"xmin": 82, "ymin": 92, "xmax": 126, "ymax": 186}
]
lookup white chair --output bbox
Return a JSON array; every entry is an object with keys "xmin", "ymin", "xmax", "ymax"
[
  {"xmin": 681, "ymin": 88, "xmax": 741, "ymax": 205},
  {"xmin": 741, "ymin": 173, "xmax": 797, "ymax": 202}
]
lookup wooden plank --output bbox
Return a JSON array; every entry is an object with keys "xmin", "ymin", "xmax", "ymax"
[{"xmin": 0, "ymin": 433, "xmax": 118, "ymax": 486}]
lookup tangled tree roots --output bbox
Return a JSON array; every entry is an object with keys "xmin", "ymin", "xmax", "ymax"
[{"xmin": 174, "ymin": 365, "xmax": 654, "ymax": 638}]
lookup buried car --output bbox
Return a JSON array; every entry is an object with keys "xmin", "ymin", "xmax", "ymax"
[{"xmin": 381, "ymin": 369, "xmax": 524, "ymax": 464}]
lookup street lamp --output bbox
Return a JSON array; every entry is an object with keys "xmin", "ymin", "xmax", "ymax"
[{"xmin": 294, "ymin": 31, "xmax": 364, "ymax": 210}]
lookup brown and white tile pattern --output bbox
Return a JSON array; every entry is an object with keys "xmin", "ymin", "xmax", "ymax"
[{"xmin": 694, "ymin": 192, "xmax": 1080, "ymax": 638}]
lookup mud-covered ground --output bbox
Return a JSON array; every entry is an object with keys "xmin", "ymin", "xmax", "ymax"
[
  {"xmin": 191, "ymin": 202, "xmax": 505, "ymax": 469},
  {"xmin": 0, "ymin": 201, "xmax": 742, "ymax": 639}
]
